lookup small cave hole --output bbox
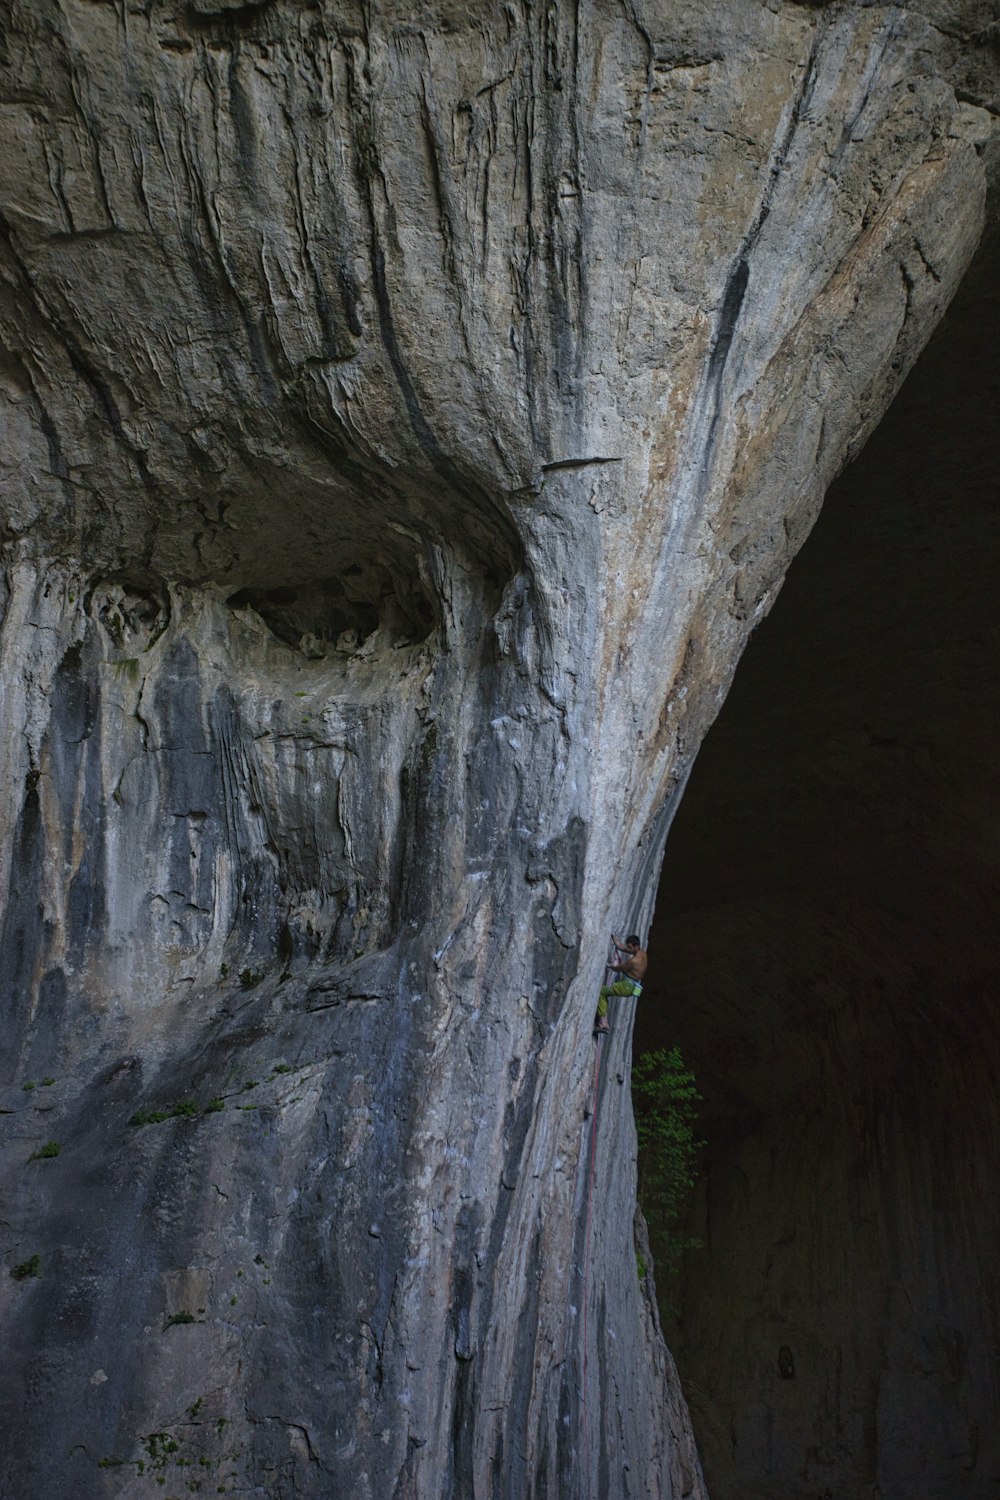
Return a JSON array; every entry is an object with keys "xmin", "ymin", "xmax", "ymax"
[
  {"xmin": 226, "ymin": 566, "xmax": 436, "ymax": 659},
  {"xmin": 86, "ymin": 571, "xmax": 170, "ymax": 655}
]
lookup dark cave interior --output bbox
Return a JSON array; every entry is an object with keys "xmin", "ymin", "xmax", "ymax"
[{"xmin": 637, "ymin": 227, "xmax": 1000, "ymax": 1500}]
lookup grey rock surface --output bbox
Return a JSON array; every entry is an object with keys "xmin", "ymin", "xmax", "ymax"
[
  {"xmin": 0, "ymin": 3, "xmax": 995, "ymax": 1496},
  {"xmin": 645, "ymin": 223, "xmax": 1000, "ymax": 1500}
]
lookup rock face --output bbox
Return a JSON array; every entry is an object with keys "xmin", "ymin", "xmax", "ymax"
[
  {"xmin": 0, "ymin": 4, "xmax": 995, "ymax": 1496},
  {"xmin": 643, "ymin": 223, "xmax": 1000, "ymax": 1500}
]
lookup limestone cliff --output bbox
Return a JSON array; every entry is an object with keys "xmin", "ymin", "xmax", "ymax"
[
  {"xmin": 0, "ymin": 4, "xmax": 995, "ymax": 1497},
  {"xmin": 645, "ymin": 221, "xmax": 1000, "ymax": 1500}
]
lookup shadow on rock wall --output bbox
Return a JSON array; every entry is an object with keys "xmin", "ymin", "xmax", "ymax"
[{"xmin": 641, "ymin": 228, "xmax": 1000, "ymax": 1500}]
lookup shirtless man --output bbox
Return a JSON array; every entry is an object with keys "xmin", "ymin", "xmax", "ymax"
[{"xmin": 595, "ymin": 933, "xmax": 647, "ymax": 1033}]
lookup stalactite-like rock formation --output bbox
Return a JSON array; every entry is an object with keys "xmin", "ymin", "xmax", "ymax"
[{"xmin": 0, "ymin": 4, "xmax": 995, "ymax": 1497}]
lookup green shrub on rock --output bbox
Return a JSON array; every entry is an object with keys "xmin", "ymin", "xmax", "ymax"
[{"xmin": 631, "ymin": 1046, "xmax": 704, "ymax": 1294}]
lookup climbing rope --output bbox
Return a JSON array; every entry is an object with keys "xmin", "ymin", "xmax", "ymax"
[
  {"xmin": 580, "ymin": 935, "xmax": 617, "ymax": 1497},
  {"xmin": 581, "ymin": 1028, "xmax": 603, "ymax": 1498}
]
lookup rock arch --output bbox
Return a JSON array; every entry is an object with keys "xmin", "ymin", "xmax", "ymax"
[
  {"xmin": 0, "ymin": 4, "xmax": 996, "ymax": 1495},
  {"xmin": 644, "ymin": 223, "xmax": 1000, "ymax": 1500}
]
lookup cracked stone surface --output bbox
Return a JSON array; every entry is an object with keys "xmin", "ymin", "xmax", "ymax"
[{"xmin": 0, "ymin": 4, "xmax": 996, "ymax": 1496}]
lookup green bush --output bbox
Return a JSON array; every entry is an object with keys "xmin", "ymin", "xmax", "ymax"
[
  {"xmin": 29, "ymin": 1141, "xmax": 60, "ymax": 1161},
  {"xmin": 631, "ymin": 1046, "xmax": 704, "ymax": 1291},
  {"xmin": 163, "ymin": 1310, "xmax": 196, "ymax": 1330},
  {"xmin": 129, "ymin": 1107, "xmax": 172, "ymax": 1127},
  {"xmin": 129, "ymin": 1098, "xmax": 200, "ymax": 1127}
]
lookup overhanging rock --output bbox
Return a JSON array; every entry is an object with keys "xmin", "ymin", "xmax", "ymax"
[{"xmin": 0, "ymin": 4, "xmax": 995, "ymax": 1496}]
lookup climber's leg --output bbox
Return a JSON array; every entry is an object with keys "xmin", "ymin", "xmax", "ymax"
[
  {"xmin": 607, "ymin": 980, "xmax": 639, "ymax": 999},
  {"xmin": 594, "ymin": 979, "xmax": 642, "ymax": 1036},
  {"xmin": 594, "ymin": 987, "xmax": 611, "ymax": 1035}
]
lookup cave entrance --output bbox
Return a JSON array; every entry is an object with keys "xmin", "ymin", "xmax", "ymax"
[{"xmin": 636, "ymin": 225, "xmax": 1000, "ymax": 1500}]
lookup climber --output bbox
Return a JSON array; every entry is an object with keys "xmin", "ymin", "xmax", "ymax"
[{"xmin": 594, "ymin": 933, "xmax": 647, "ymax": 1034}]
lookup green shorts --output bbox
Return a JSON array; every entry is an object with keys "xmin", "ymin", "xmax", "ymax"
[{"xmin": 597, "ymin": 979, "xmax": 643, "ymax": 1017}]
